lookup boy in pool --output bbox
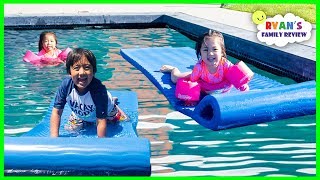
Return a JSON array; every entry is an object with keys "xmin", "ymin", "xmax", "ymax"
[{"xmin": 50, "ymin": 48, "xmax": 127, "ymax": 138}]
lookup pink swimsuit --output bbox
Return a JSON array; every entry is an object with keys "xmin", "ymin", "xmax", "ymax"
[
  {"xmin": 175, "ymin": 58, "xmax": 251, "ymax": 101},
  {"xmin": 190, "ymin": 58, "xmax": 233, "ymax": 92},
  {"xmin": 38, "ymin": 48, "xmax": 62, "ymax": 58}
]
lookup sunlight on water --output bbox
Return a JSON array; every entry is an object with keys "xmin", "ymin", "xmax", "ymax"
[
  {"xmin": 4, "ymin": 28, "xmax": 315, "ymax": 176},
  {"xmin": 4, "ymin": 128, "xmax": 33, "ymax": 134},
  {"xmin": 137, "ymin": 121, "xmax": 179, "ymax": 129},
  {"xmin": 260, "ymin": 143, "xmax": 315, "ymax": 149},
  {"xmin": 180, "ymin": 141, "xmax": 228, "ymax": 146},
  {"xmin": 153, "ymin": 167, "xmax": 279, "ymax": 176}
]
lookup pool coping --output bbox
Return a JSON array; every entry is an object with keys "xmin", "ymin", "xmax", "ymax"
[{"xmin": 5, "ymin": 12, "xmax": 315, "ymax": 81}]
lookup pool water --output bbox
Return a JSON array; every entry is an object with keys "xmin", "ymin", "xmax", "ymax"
[{"xmin": 4, "ymin": 28, "xmax": 315, "ymax": 176}]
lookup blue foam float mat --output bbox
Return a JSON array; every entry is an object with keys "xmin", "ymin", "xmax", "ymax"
[
  {"xmin": 194, "ymin": 80, "xmax": 316, "ymax": 130},
  {"xmin": 120, "ymin": 47, "xmax": 316, "ymax": 130},
  {"xmin": 5, "ymin": 137, "xmax": 151, "ymax": 176},
  {"xmin": 23, "ymin": 90, "xmax": 139, "ymax": 138},
  {"xmin": 5, "ymin": 91, "xmax": 151, "ymax": 176}
]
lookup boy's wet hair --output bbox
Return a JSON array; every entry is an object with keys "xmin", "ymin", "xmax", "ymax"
[
  {"xmin": 66, "ymin": 48, "xmax": 97, "ymax": 74},
  {"xmin": 195, "ymin": 29, "xmax": 227, "ymax": 60},
  {"xmin": 38, "ymin": 31, "xmax": 58, "ymax": 52}
]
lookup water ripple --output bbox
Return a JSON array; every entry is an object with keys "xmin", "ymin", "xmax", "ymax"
[
  {"xmin": 260, "ymin": 143, "xmax": 315, "ymax": 149},
  {"xmin": 220, "ymin": 149, "xmax": 315, "ymax": 155},
  {"xmin": 153, "ymin": 167, "xmax": 278, "ymax": 176}
]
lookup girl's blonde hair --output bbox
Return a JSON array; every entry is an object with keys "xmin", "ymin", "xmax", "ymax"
[{"xmin": 195, "ymin": 29, "xmax": 227, "ymax": 60}]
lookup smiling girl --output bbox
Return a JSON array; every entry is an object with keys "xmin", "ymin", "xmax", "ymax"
[
  {"xmin": 160, "ymin": 29, "xmax": 249, "ymax": 94},
  {"xmin": 38, "ymin": 31, "xmax": 62, "ymax": 59}
]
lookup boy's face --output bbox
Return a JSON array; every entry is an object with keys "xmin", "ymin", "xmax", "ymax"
[{"xmin": 69, "ymin": 55, "xmax": 94, "ymax": 93}]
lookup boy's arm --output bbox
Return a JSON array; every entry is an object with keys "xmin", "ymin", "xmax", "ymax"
[
  {"xmin": 96, "ymin": 118, "xmax": 107, "ymax": 138},
  {"xmin": 50, "ymin": 107, "xmax": 63, "ymax": 137}
]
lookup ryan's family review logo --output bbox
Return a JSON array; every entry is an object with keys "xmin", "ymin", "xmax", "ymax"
[{"xmin": 252, "ymin": 11, "xmax": 312, "ymax": 47}]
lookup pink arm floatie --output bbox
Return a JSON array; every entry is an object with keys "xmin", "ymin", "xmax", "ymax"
[
  {"xmin": 175, "ymin": 78, "xmax": 201, "ymax": 102},
  {"xmin": 23, "ymin": 50, "xmax": 41, "ymax": 63},
  {"xmin": 23, "ymin": 48, "xmax": 72, "ymax": 66},
  {"xmin": 175, "ymin": 78, "xmax": 233, "ymax": 102},
  {"xmin": 57, "ymin": 47, "xmax": 72, "ymax": 61},
  {"xmin": 225, "ymin": 61, "xmax": 254, "ymax": 90}
]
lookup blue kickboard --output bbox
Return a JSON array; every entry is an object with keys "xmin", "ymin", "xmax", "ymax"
[{"xmin": 120, "ymin": 47, "xmax": 315, "ymax": 130}]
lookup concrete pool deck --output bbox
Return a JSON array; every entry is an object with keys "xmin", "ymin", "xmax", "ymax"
[{"xmin": 4, "ymin": 4, "xmax": 316, "ymax": 81}]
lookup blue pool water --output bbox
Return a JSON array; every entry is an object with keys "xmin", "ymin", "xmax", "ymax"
[{"xmin": 4, "ymin": 28, "xmax": 315, "ymax": 176}]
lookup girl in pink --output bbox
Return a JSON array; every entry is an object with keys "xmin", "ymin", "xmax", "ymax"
[
  {"xmin": 161, "ymin": 30, "xmax": 249, "ymax": 94},
  {"xmin": 23, "ymin": 31, "xmax": 72, "ymax": 67},
  {"xmin": 37, "ymin": 31, "xmax": 64, "ymax": 66},
  {"xmin": 38, "ymin": 31, "xmax": 61, "ymax": 57}
]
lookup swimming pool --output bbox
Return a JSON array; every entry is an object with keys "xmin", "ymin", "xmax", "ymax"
[{"xmin": 4, "ymin": 28, "xmax": 315, "ymax": 176}]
